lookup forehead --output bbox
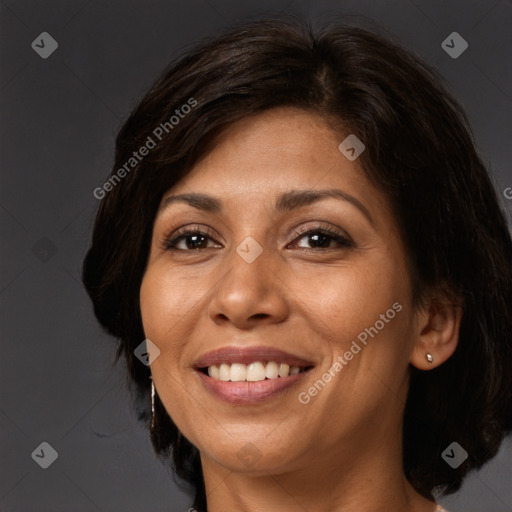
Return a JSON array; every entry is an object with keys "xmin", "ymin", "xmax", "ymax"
[{"xmin": 165, "ymin": 107, "xmax": 375, "ymax": 203}]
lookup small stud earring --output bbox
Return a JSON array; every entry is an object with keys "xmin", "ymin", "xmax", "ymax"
[{"xmin": 426, "ymin": 353, "xmax": 433, "ymax": 364}]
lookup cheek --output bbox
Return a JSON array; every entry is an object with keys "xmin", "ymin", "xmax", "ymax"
[
  {"xmin": 140, "ymin": 272, "xmax": 167, "ymax": 333},
  {"xmin": 139, "ymin": 267, "xmax": 188, "ymax": 353},
  {"xmin": 139, "ymin": 263, "xmax": 219, "ymax": 376},
  {"xmin": 140, "ymin": 264, "xmax": 202, "ymax": 329},
  {"xmin": 287, "ymin": 258, "xmax": 406, "ymax": 344}
]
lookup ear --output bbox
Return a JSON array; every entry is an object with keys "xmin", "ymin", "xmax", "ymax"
[{"xmin": 410, "ymin": 298, "xmax": 463, "ymax": 370}]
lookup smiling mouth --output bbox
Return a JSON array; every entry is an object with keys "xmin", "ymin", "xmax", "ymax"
[{"xmin": 198, "ymin": 361, "xmax": 314, "ymax": 382}]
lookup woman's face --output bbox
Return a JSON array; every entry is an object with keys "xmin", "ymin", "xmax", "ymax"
[{"xmin": 140, "ymin": 107, "xmax": 422, "ymax": 475}]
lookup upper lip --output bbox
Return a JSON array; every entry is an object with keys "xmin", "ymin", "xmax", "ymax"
[{"xmin": 194, "ymin": 346, "xmax": 315, "ymax": 369}]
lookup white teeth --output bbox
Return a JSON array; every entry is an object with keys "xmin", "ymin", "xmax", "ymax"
[
  {"xmin": 230, "ymin": 363, "xmax": 246, "ymax": 382},
  {"xmin": 208, "ymin": 365, "xmax": 220, "ymax": 379},
  {"xmin": 278, "ymin": 363, "xmax": 290, "ymax": 378},
  {"xmin": 265, "ymin": 361, "xmax": 279, "ymax": 379},
  {"xmin": 247, "ymin": 362, "xmax": 266, "ymax": 381},
  {"xmin": 205, "ymin": 361, "xmax": 305, "ymax": 381},
  {"xmin": 219, "ymin": 363, "xmax": 230, "ymax": 381}
]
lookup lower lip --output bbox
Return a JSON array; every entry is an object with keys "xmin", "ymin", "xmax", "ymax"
[{"xmin": 196, "ymin": 369, "xmax": 312, "ymax": 404}]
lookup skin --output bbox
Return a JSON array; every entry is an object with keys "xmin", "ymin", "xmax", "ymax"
[{"xmin": 140, "ymin": 107, "xmax": 462, "ymax": 512}]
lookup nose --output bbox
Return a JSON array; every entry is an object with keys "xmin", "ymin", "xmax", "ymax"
[{"xmin": 207, "ymin": 242, "xmax": 289, "ymax": 329}]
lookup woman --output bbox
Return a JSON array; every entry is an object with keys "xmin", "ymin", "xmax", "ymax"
[{"xmin": 82, "ymin": 17, "xmax": 512, "ymax": 512}]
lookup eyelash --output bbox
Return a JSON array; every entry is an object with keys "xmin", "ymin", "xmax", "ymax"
[
  {"xmin": 161, "ymin": 224, "xmax": 353, "ymax": 252},
  {"xmin": 292, "ymin": 225, "xmax": 354, "ymax": 250}
]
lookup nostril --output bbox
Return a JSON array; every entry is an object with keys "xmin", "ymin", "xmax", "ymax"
[{"xmin": 250, "ymin": 313, "xmax": 270, "ymax": 320}]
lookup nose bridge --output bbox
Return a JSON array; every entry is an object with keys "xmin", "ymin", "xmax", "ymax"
[
  {"xmin": 208, "ymin": 235, "xmax": 288, "ymax": 326},
  {"xmin": 221, "ymin": 235, "xmax": 273, "ymax": 301}
]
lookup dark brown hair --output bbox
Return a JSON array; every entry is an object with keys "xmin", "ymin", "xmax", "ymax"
[{"xmin": 82, "ymin": 17, "xmax": 512, "ymax": 511}]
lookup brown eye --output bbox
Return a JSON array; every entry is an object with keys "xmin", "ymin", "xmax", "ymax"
[
  {"xmin": 163, "ymin": 228, "xmax": 222, "ymax": 251},
  {"xmin": 290, "ymin": 227, "xmax": 353, "ymax": 251}
]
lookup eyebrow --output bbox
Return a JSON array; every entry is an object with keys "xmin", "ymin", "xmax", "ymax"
[{"xmin": 159, "ymin": 189, "xmax": 374, "ymax": 225}]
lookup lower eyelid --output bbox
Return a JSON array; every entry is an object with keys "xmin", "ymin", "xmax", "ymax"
[{"xmin": 291, "ymin": 237, "xmax": 353, "ymax": 250}]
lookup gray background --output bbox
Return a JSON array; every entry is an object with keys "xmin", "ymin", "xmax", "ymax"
[{"xmin": 1, "ymin": 0, "xmax": 512, "ymax": 511}]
